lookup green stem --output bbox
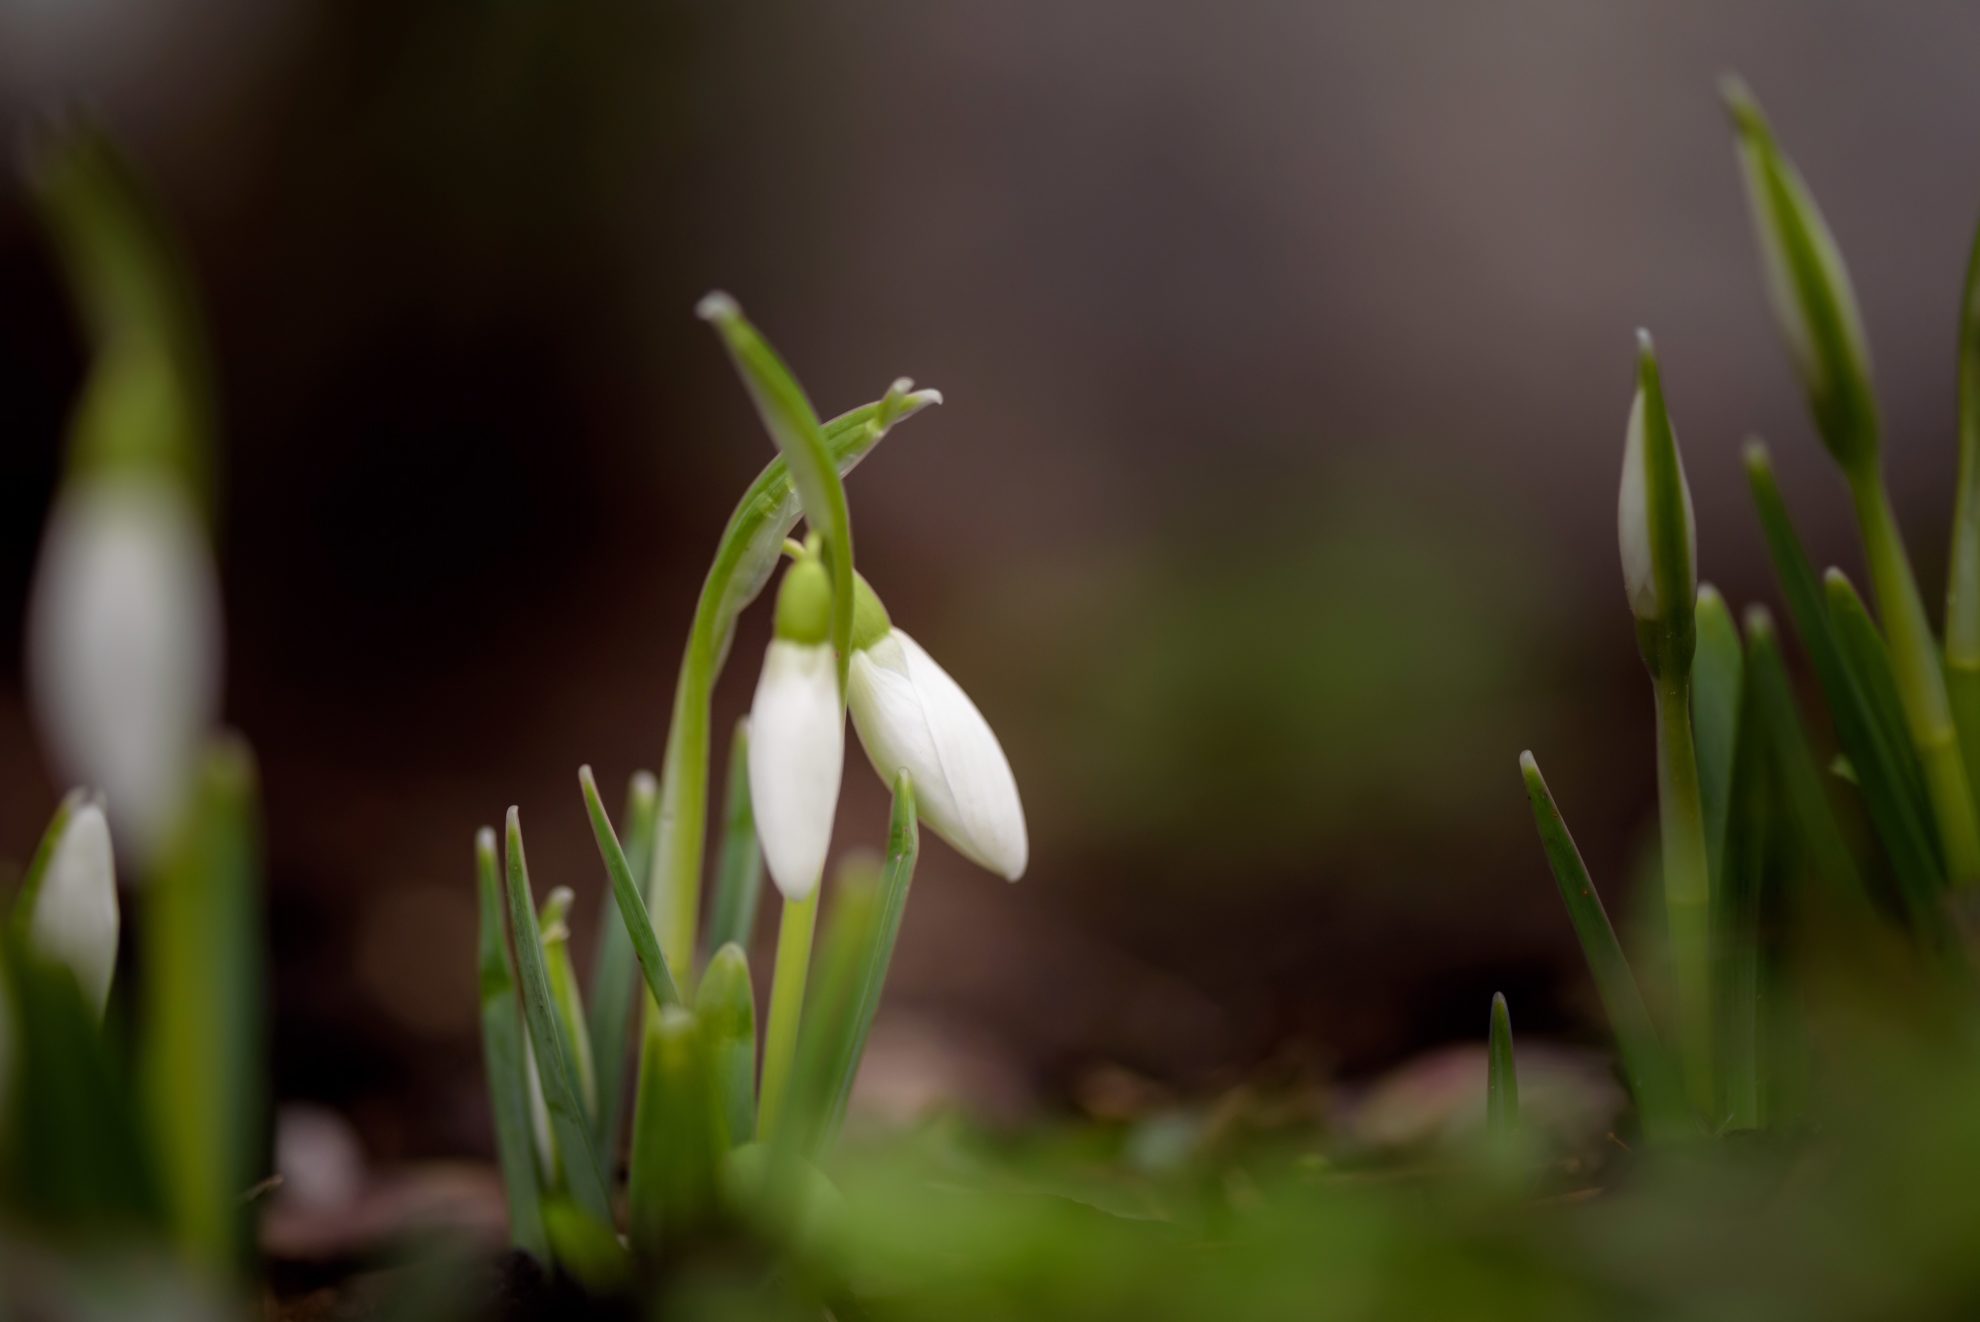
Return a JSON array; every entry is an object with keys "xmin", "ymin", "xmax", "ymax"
[
  {"xmin": 757, "ymin": 889, "xmax": 818, "ymax": 1143},
  {"xmin": 1852, "ymin": 471, "xmax": 1980, "ymax": 885},
  {"xmin": 1654, "ymin": 671, "xmax": 1714, "ymax": 1113}
]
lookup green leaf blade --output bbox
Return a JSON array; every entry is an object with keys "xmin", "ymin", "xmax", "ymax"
[
  {"xmin": 475, "ymin": 827, "xmax": 548, "ymax": 1260},
  {"xmin": 1519, "ymin": 751, "xmax": 1687, "ymax": 1140},
  {"xmin": 502, "ymin": 809, "xmax": 613, "ymax": 1225}
]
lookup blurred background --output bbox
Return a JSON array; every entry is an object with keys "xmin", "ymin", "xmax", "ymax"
[{"xmin": 1, "ymin": 1, "xmax": 1978, "ymax": 1165}]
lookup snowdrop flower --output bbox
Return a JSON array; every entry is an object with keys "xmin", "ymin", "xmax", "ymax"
[
  {"xmin": 1618, "ymin": 332, "xmax": 1697, "ymax": 638},
  {"xmin": 22, "ymin": 793, "xmax": 120, "ymax": 1019},
  {"xmin": 748, "ymin": 554, "xmax": 843, "ymax": 902},
  {"xmin": 846, "ymin": 574, "xmax": 1026, "ymax": 881},
  {"xmin": 27, "ymin": 473, "xmax": 223, "ymax": 867}
]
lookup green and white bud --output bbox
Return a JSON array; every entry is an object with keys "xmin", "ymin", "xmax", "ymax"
[
  {"xmin": 1724, "ymin": 77, "xmax": 1879, "ymax": 474},
  {"xmin": 21, "ymin": 794, "xmax": 120, "ymax": 1019},
  {"xmin": 845, "ymin": 574, "xmax": 1027, "ymax": 881},
  {"xmin": 749, "ymin": 555, "xmax": 844, "ymax": 902},
  {"xmin": 1618, "ymin": 333, "xmax": 1697, "ymax": 662}
]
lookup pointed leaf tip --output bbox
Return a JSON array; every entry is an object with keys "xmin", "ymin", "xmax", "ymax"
[{"xmin": 696, "ymin": 291, "xmax": 740, "ymax": 323}]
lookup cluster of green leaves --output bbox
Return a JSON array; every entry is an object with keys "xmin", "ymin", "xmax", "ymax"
[
  {"xmin": 1523, "ymin": 81, "xmax": 1980, "ymax": 1146},
  {"xmin": 471, "ymin": 304, "xmax": 934, "ymax": 1295}
]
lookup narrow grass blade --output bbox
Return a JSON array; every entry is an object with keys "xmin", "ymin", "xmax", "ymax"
[
  {"xmin": 625, "ymin": 1006, "xmax": 724, "ymax": 1254},
  {"xmin": 141, "ymin": 737, "xmax": 265, "ymax": 1277},
  {"xmin": 475, "ymin": 827, "xmax": 548, "ymax": 1260},
  {"xmin": 1949, "ymin": 217, "xmax": 1980, "ymax": 804},
  {"xmin": 540, "ymin": 888, "xmax": 596, "ymax": 1121},
  {"xmin": 502, "ymin": 809, "xmax": 612, "ymax": 1224},
  {"xmin": 1486, "ymin": 992, "xmax": 1518, "ymax": 1138},
  {"xmin": 650, "ymin": 385, "xmax": 938, "ymax": 991},
  {"xmin": 705, "ymin": 720, "xmax": 765, "ymax": 956},
  {"xmin": 1693, "ymin": 585, "xmax": 1745, "ymax": 888},
  {"xmin": 1825, "ymin": 569, "xmax": 1932, "ymax": 834},
  {"xmin": 577, "ymin": 766, "xmax": 681, "ymax": 1010},
  {"xmin": 1, "ymin": 931, "xmax": 160, "ymax": 1231},
  {"xmin": 757, "ymin": 890, "xmax": 819, "ymax": 1144},
  {"xmin": 697, "ymin": 942, "xmax": 758, "ymax": 1148},
  {"xmin": 543, "ymin": 1199, "xmax": 635, "ymax": 1296},
  {"xmin": 1742, "ymin": 607, "xmax": 1863, "ymax": 900},
  {"xmin": 823, "ymin": 774, "xmax": 920, "ymax": 1141},
  {"xmin": 1745, "ymin": 444, "xmax": 1945, "ymax": 899},
  {"xmin": 8, "ymin": 789, "xmax": 86, "ymax": 923},
  {"xmin": 587, "ymin": 770, "xmax": 657, "ymax": 1158},
  {"xmin": 1519, "ymin": 752, "xmax": 1688, "ymax": 1139}
]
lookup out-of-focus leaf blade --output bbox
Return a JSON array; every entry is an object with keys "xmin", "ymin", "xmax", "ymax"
[
  {"xmin": 705, "ymin": 720, "xmax": 765, "ymax": 958},
  {"xmin": 1694, "ymin": 586, "xmax": 1745, "ymax": 888},
  {"xmin": 502, "ymin": 809, "xmax": 612, "ymax": 1225},
  {"xmin": 823, "ymin": 774, "xmax": 920, "ymax": 1142},
  {"xmin": 141, "ymin": 736, "xmax": 264, "ymax": 1277},
  {"xmin": 696, "ymin": 942, "xmax": 758, "ymax": 1149},
  {"xmin": 1519, "ymin": 752, "xmax": 1688, "ymax": 1140},
  {"xmin": 475, "ymin": 827, "xmax": 547, "ymax": 1260}
]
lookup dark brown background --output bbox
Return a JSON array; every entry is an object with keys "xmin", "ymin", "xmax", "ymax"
[{"xmin": 2, "ymin": 1, "xmax": 1976, "ymax": 1160}]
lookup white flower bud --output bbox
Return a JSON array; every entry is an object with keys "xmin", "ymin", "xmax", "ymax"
[
  {"xmin": 24, "ymin": 798, "xmax": 120, "ymax": 1018},
  {"xmin": 1617, "ymin": 338, "xmax": 1697, "ymax": 630},
  {"xmin": 749, "ymin": 641, "xmax": 844, "ymax": 902},
  {"xmin": 27, "ymin": 475, "xmax": 222, "ymax": 866},
  {"xmin": 848, "ymin": 628, "xmax": 1027, "ymax": 881}
]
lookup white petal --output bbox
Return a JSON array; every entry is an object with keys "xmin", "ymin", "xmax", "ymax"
[
  {"xmin": 27, "ymin": 477, "xmax": 223, "ymax": 867},
  {"xmin": 26, "ymin": 801, "xmax": 120, "ymax": 1017},
  {"xmin": 848, "ymin": 630, "xmax": 1027, "ymax": 881},
  {"xmin": 748, "ymin": 641, "xmax": 844, "ymax": 901}
]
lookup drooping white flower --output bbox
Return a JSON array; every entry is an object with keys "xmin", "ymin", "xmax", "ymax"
[
  {"xmin": 23, "ymin": 796, "xmax": 120, "ymax": 1019},
  {"xmin": 748, "ymin": 555, "xmax": 843, "ymax": 902},
  {"xmin": 846, "ymin": 577, "xmax": 1026, "ymax": 882},
  {"xmin": 27, "ymin": 475, "xmax": 223, "ymax": 867},
  {"xmin": 1617, "ymin": 335, "xmax": 1696, "ymax": 628}
]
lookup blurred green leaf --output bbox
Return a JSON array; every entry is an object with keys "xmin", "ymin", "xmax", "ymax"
[
  {"xmin": 1519, "ymin": 752, "xmax": 1687, "ymax": 1140},
  {"xmin": 626, "ymin": 1007, "xmax": 724, "ymax": 1254},
  {"xmin": 8, "ymin": 789, "xmax": 87, "ymax": 926},
  {"xmin": 705, "ymin": 720, "xmax": 765, "ymax": 958},
  {"xmin": 1693, "ymin": 586, "xmax": 1744, "ymax": 889},
  {"xmin": 696, "ymin": 942, "xmax": 758, "ymax": 1150},
  {"xmin": 140, "ymin": 737, "xmax": 264, "ymax": 1278},
  {"xmin": 1949, "ymin": 217, "xmax": 1980, "ymax": 802},
  {"xmin": 26, "ymin": 124, "xmax": 214, "ymax": 504},
  {"xmin": 0, "ymin": 934, "xmax": 160, "ymax": 1230},
  {"xmin": 1745, "ymin": 445, "xmax": 1944, "ymax": 903},
  {"xmin": 474, "ymin": 826, "xmax": 547, "ymax": 1261},
  {"xmin": 1486, "ymin": 992, "xmax": 1517, "ymax": 1139}
]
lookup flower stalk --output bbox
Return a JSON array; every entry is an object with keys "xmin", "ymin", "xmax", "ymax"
[{"xmin": 1618, "ymin": 334, "xmax": 1713, "ymax": 1113}]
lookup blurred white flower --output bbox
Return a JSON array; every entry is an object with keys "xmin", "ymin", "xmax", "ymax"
[
  {"xmin": 27, "ymin": 475, "xmax": 222, "ymax": 866},
  {"xmin": 24, "ymin": 797, "xmax": 120, "ymax": 1018},
  {"xmin": 849, "ymin": 627, "xmax": 1027, "ymax": 882},
  {"xmin": 1616, "ymin": 351, "xmax": 1696, "ymax": 627},
  {"xmin": 749, "ymin": 555, "xmax": 843, "ymax": 902}
]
